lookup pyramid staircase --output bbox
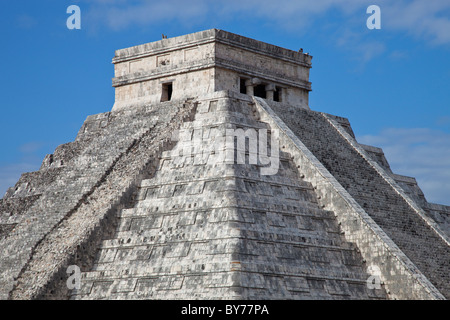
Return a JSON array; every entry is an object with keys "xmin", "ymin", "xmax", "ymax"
[{"xmin": 72, "ymin": 93, "xmax": 386, "ymax": 299}]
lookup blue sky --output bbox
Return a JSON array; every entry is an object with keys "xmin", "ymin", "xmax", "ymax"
[{"xmin": 0, "ymin": 0, "xmax": 449, "ymax": 205}]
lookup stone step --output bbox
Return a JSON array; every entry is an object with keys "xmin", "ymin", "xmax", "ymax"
[
  {"xmin": 117, "ymin": 204, "xmax": 335, "ymax": 221},
  {"xmin": 69, "ymin": 96, "xmax": 381, "ymax": 300}
]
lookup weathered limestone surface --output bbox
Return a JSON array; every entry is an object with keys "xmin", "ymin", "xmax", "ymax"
[
  {"xmin": 1, "ymin": 29, "xmax": 448, "ymax": 300},
  {"xmin": 72, "ymin": 92, "xmax": 386, "ymax": 300},
  {"xmin": 112, "ymin": 29, "xmax": 312, "ymax": 111},
  {"xmin": 254, "ymin": 97, "xmax": 445, "ymax": 300},
  {"xmin": 267, "ymin": 101, "xmax": 450, "ymax": 298},
  {"xmin": 0, "ymin": 99, "xmax": 196, "ymax": 299},
  {"xmin": 358, "ymin": 144, "xmax": 450, "ymax": 236}
]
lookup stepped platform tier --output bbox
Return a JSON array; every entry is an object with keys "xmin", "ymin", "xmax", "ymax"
[{"xmin": 1, "ymin": 29, "xmax": 448, "ymax": 300}]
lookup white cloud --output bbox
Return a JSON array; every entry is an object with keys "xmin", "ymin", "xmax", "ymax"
[
  {"xmin": 19, "ymin": 142, "xmax": 44, "ymax": 154},
  {"xmin": 437, "ymin": 116, "xmax": 450, "ymax": 126},
  {"xmin": 0, "ymin": 163, "xmax": 39, "ymax": 199},
  {"xmin": 85, "ymin": 0, "xmax": 210, "ymax": 30},
  {"xmin": 358, "ymin": 127, "xmax": 450, "ymax": 206},
  {"xmin": 389, "ymin": 50, "xmax": 409, "ymax": 60},
  {"xmin": 84, "ymin": 0, "xmax": 450, "ymax": 46},
  {"xmin": 16, "ymin": 14, "xmax": 37, "ymax": 29},
  {"xmin": 383, "ymin": 0, "xmax": 450, "ymax": 45},
  {"xmin": 0, "ymin": 142, "xmax": 47, "ymax": 199}
]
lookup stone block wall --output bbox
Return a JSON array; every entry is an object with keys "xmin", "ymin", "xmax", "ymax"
[
  {"xmin": 70, "ymin": 91, "xmax": 386, "ymax": 300},
  {"xmin": 265, "ymin": 100, "xmax": 449, "ymax": 298},
  {"xmin": 2, "ymin": 28, "xmax": 447, "ymax": 301},
  {"xmin": 111, "ymin": 29, "xmax": 312, "ymax": 111},
  {"xmin": 2, "ymin": 89, "xmax": 447, "ymax": 299},
  {"xmin": 0, "ymin": 99, "xmax": 196, "ymax": 300}
]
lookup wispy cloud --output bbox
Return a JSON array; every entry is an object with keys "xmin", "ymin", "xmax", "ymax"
[
  {"xmin": 389, "ymin": 50, "xmax": 409, "ymax": 61},
  {"xmin": 76, "ymin": 0, "xmax": 449, "ymax": 67},
  {"xmin": 16, "ymin": 13, "xmax": 37, "ymax": 29},
  {"xmin": 0, "ymin": 162, "xmax": 39, "ymax": 198},
  {"xmin": 83, "ymin": 0, "xmax": 364, "ymax": 31},
  {"xmin": 0, "ymin": 142, "xmax": 47, "ymax": 198},
  {"xmin": 358, "ymin": 127, "xmax": 450, "ymax": 205},
  {"xmin": 436, "ymin": 116, "xmax": 450, "ymax": 127},
  {"xmin": 334, "ymin": 27, "xmax": 387, "ymax": 65},
  {"xmin": 383, "ymin": 0, "xmax": 450, "ymax": 45},
  {"xmin": 85, "ymin": 0, "xmax": 210, "ymax": 30},
  {"xmin": 19, "ymin": 142, "xmax": 44, "ymax": 154},
  {"xmin": 84, "ymin": 0, "xmax": 450, "ymax": 47}
]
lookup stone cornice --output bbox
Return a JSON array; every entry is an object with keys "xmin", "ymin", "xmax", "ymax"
[
  {"xmin": 112, "ymin": 59, "xmax": 216, "ymax": 87},
  {"xmin": 112, "ymin": 29, "xmax": 312, "ymax": 68},
  {"xmin": 113, "ymin": 57, "xmax": 311, "ymax": 91}
]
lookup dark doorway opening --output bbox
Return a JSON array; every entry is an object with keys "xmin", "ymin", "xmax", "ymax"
[
  {"xmin": 161, "ymin": 82, "xmax": 173, "ymax": 102},
  {"xmin": 254, "ymin": 84, "xmax": 266, "ymax": 98},
  {"xmin": 240, "ymin": 78, "xmax": 247, "ymax": 94},
  {"xmin": 274, "ymin": 87, "xmax": 282, "ymax": 102}
]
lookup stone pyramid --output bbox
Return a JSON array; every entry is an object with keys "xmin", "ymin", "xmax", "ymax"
[{"xmin": 0, "ymin": 29, "xmax": 448, "ymax": 300}]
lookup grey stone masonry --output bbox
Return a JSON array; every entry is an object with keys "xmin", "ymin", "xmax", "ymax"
[
  {"xmin": 267, "ymin": 101, "xmax": 449, "ymax": 298},
  {"xmin": 71, "ymin": 91, "xmax": 386, "ymax": 300},
  {"xmin": 0, "ymin": 99, "xmax": 196, "ymax": 300},
  {"xmin": 111, "ymin": 29, "xmax": 312, "ymax": 111},
  {"xmin": 358, "ymin": 144, "xmax": 450, "ymax": 237},
  {"xmin": 1, "ymin": 29, "xmax": 448, "ymax": 300}
]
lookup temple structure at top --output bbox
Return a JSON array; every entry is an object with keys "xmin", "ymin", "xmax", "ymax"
[{"xmin": 111, "ymin": 29, "xmax": 312, "ymax": 111}]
